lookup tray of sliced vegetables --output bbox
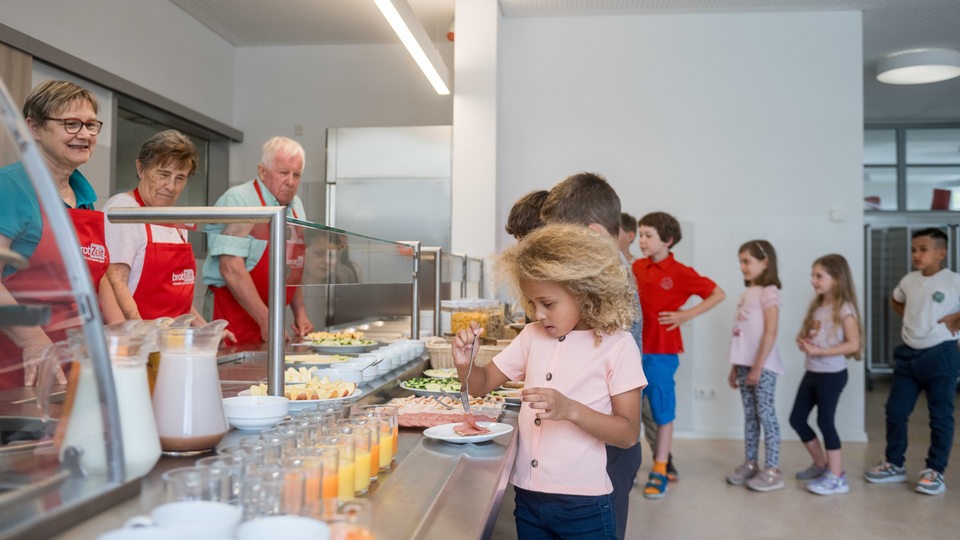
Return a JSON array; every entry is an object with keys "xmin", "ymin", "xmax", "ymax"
[{"xmin": 298, "ymin": 330, "xmax": 380, "ymax": 354}]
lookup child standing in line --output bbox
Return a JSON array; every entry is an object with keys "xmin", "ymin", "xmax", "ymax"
[
  {"xmin": 865, "ymin": 228, "xmax": 960, "ymax": 495},
  {"xmin": 452, "ymin": 223, "xmax": 647, "ymax": 539},
  {"xmin": 632, "ymin": 211, "xmax": 725, "ymax": 499},
  {"xmin": 726, "ymin": 239, "xmax": 784, "ymax": 492},
  {"xmin": 789, "ymin": 254, "xmax": 861, "ymax": 496}
]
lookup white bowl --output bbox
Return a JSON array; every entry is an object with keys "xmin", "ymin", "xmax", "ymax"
[
  {"xmin": 222, "ymin": 395, "xmax": 289, "ymax": 431},
  {"xmin": 313, "ymin": 367, "xmax": 363, "ymax": 384}
]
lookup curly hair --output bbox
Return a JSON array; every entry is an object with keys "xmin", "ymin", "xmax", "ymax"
[{"xmin": 495, "ymin": 223, "xmax": 638, "ymax": 339}]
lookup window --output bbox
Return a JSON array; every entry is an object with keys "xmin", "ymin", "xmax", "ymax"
[{"xmin": 864, "ymin": 125, "xmax": 960, "ymax": 211}]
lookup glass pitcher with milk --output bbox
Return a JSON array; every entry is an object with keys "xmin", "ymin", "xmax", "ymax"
[
  {"xmin": 152, "ymin": 320, "xmax": 230, "ymax": 455},
  {"xmin": 38, "ymin": 322, "xmax": 162, "ymax": 479}
]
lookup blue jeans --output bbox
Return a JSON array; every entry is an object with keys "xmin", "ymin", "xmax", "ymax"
[
  {"xmin": 514, "ymin": 486, "xmax": 616, "ymax": 540},
  {"xmin": 885, "ymin": 342, "xmax": 960, "ymax": 473}
]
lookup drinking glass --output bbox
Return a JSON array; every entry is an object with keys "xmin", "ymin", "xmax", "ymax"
[
  {"xmin": 340, "ymin": 418, "xmax": 379, "ymax": 483},
  {"xmin": 318, "ymin": 435, "xmax": 355, "ymax": 501},
  {"xmin": 359, "ymin": 404, "xmax": 398, "ymax": 468},
  {"xmin": 335, "ymin": 425, "xmax": 372, "ymax": 496},
  {"xmin": 162, "ymin": 465, "xmax": 224, "ymax": 503}
]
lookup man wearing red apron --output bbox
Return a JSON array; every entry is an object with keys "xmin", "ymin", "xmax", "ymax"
[{"xmin": 202, "ymin": 136, "xmax": 313, "ymax": 345}]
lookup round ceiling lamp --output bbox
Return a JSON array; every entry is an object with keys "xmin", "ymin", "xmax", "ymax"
[{"xmin": 876, "ymin": 48, "xmax": 960, "ymax": 85}]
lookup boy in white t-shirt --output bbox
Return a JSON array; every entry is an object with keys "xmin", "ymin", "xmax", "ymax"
[{"xmin": 865, "ymin": 228, "xmax": 960, "ymax": 495}]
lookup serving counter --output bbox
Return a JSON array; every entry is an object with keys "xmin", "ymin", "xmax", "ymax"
[{"xmin": 49, "ymin": 350, "xmax": 518, "ymax": 540}]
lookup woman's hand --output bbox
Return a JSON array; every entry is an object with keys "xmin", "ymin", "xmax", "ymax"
[
  {"xmin": 521, "ymin": 386, "xmax": 575, "ymax": 422},
  {"xmin": 727, "ymin": 366, "xmax": 738, "ymax": 389}
]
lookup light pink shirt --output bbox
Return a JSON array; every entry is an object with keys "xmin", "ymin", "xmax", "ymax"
[
  {"xmin": 493, "ymin": 323, "xmax": 646, "ymax": 496},
  {"xmin": 728, "ymin": 285, "xmax": 784, "ymax": 375}
]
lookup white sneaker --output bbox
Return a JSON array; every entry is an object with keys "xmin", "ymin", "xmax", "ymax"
[
  {"xmin": 807, "ymin": 470, "xmax": 849, "ymax": 495},
  {"xmin": 915, "ymin": 468, "xmax": 946, "ymax": 495}
]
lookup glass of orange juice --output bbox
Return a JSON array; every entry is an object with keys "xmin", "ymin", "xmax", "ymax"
[
  {"xmin": 318, "ymin": 434, "xmax": 354, "ymax": 501},
  {"xmin": 360, "ymin": 404, "xmax": 398, "ymax": 468},
  {"xmin": 335, "ymin": 425, "xmax": 371, "ymax": 497},
  {"xmin": 341, "ymin": 418, "xmax": 380, "ymax": 483}
]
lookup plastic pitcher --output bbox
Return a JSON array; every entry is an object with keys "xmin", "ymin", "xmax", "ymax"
[
  {"xmin": 37, "ymin": 323, "xmax": 162, "ymax": 479},
  {"xmin": 152, "ymin": 320, "xmax": 230, "ymax": 455}
]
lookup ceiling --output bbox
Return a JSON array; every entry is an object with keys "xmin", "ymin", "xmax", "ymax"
[{"xmin": 169, "ymin": 0, "xmax": 960, "ymax": 123}]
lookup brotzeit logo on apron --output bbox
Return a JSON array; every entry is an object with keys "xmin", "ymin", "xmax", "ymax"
[
  {"xmin": 288, "ymin": 254, "xmax": 304, "ymax": 268},
  {"xmin": 171, "ymin": 269, "xmax": 196, "ymax": 286},
  {"xmin": 81, "ymin": 243, "xmax": 107, "ymax": 264}
]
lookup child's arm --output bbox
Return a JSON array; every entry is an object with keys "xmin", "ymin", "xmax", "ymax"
[
  {"xmin": 657, "ymin": 286, "xmax": 726, "ymax": 330},
  {"xmin": 452, "ymin": 324, "xmax": 509, "ymax": 395},
  {"xmin": 798, "ymin": 313, "xmax": 860, "ymax": 357},
  {"xmin": 890, "ymin": 297, "xmax": 905, "ymax": 317},
  {"xmin": 746, "ymin": 304, "xmax": 778, "ymax": 386},
  {"xmin": 937, "ymin": 312, "xmax": 960, "ymax": 335},
  {"xmin": 520, "ymin": 386, "xmax": 642, "ymax": 448}
]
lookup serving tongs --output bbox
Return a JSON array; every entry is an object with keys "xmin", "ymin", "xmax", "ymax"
[{"xmin": 460, "ymin": 330, "xmax": 480, "ymax": 414}]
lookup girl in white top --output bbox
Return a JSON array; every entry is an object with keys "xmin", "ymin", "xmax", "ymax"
[
  {"xmin": 789, "ymin": 254, "xmax": 861, "ymax": 496},
  {"xmin": 726, "ymin": 239, "xmax": 784, "ymax": 492}
]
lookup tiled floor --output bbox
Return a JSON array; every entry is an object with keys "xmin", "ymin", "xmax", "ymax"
[{"xmin": 491, "ymin": 375, "xmax": 960, "ymax": 540}]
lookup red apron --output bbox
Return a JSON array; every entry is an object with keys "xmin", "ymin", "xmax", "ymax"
[
  {"xmin": 130, "ymin": 189, "xmax": 196, "ymax": 319},
  {"xmin": 0, "ymin": 206, "xmax": 109, "ymax": 389},
  {"xmin": 211, "ymin": 182, "xmax": 305, "ymax": 344}
]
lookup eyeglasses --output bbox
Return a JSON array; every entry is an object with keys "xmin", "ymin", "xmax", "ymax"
[{"xmin": 44, "ymin": 117, "xmax": 104, "ymax": 135}]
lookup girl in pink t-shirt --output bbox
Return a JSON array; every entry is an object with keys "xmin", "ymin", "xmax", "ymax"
[
  {"xmin": 726, "ymin": 239, "xmax": 784, "ymax": 492},
  {"xmin": 452, "ymin": 223, "xmax": 646, "ymax": 540}
]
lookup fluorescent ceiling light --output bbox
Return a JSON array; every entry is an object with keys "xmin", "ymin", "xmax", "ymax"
[
  {"xmin": 373, "ymin": 0, "xmax": 451, "ymax": 95},
  {"xmin": 876, "ymin": 48, "xmax": 960, "ymax": 85}
]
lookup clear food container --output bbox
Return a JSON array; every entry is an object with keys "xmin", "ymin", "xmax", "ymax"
[{"xmin": 440, "ymin": 299, "xmax": 505, "ymax": 339}]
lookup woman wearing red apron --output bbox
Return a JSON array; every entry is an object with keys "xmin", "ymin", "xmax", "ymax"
[
  {"xmin": 204, "ymin": 137, "xmax": 313, "ymax": 345},
  {"xmin": 104, "ymin": 130, "xmax": 208, "ymax": 323},
  {"xmin": 0, "ymin": 81, "xmax": 121, "ymax": 389}
]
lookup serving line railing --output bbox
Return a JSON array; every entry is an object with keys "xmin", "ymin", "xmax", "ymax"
[{"xmin": 106, "ymin": 206, "xmax": 289, "ymax": 397}]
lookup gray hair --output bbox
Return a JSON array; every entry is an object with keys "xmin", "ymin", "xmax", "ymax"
[{"xmin": 260, "ymin": 136, "xmax": 305, "ymax": 170}]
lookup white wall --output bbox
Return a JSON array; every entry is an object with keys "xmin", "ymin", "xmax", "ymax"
[
  {"xmin": 232, "ymin": 43, "xmax": 453, "ymax": 221},
  {"xmin": 0, "ymin": 0, "xmax": 236, "ymax": 125},
  {"xmin": 483, "ymin": 11, "xmax": 866, "ymax": 441}
]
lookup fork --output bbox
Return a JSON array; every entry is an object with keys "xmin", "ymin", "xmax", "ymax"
[
  {"xmin": 460, "ymin": 331, "xmax": 480, "ymax": 414},
  {"xmin": 428, "ymin": 394, "xmax": 455, "ymax": 410}
]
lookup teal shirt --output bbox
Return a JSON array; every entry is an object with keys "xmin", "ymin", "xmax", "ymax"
[
  {"xmin": 201, "ymin": 178, "xmax": 306, "ymax": 287},
  {"xmin": 0, "ymin": 162, "xmax": 97, "ymax": 278}
]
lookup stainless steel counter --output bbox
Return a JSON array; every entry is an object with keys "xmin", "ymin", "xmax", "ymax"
[{"xmin": 51, "ymin": 354, "xmax": 518, "ymax": 540}]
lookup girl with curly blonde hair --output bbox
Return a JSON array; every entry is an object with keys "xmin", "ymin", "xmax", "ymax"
[{"xmin": 452, "ymin": 223, "xmax": 647, "ymax": 539}]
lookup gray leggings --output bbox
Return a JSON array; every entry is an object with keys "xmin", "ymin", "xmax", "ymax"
[{"xmin": 735, "ymin": 366, "xmax": 780, "ymax": 468}]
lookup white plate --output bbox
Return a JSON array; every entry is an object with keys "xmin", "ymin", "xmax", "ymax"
[
  {"xmin": 422, "ymin": 422, "xmax": 514, "ymax": 444},
  {"xmin": 423, "ymin": 368, "xmax": 458, "ymax": 379},
  {"xmin": 299, "ymin": 343, "xmax": 380, "ymax": 354},
  {"xmin": 238, "ymin": 388, "xmax": 363, "ymax": 412},
  {"xmin": 227, "ymin": 415, "xmax": 286, "ymax": 431}
]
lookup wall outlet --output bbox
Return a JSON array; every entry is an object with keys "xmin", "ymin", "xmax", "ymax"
[{"xmin": 694, "ymin": 388, "xmax": 718, "ymax": 400}]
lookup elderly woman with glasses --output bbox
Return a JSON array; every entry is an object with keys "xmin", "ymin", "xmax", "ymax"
[{"xmin": 0, "ymin": 80, "xmax": 123, "ymax": 388}]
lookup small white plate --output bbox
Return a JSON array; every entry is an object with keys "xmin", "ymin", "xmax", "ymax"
[{"xmin": 422, "ymin": 422, "xmax": 514, "ymax": 444}]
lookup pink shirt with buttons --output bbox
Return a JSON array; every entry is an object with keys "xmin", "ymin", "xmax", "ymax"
[{"xmin": 493, "ymin": 323, "xmax": 646, "ymax": 496}]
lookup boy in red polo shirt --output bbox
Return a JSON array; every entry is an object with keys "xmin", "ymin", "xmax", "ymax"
[{"xmin": 633, "ymin": 212, "xmax": 726, "ymax": 499}]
